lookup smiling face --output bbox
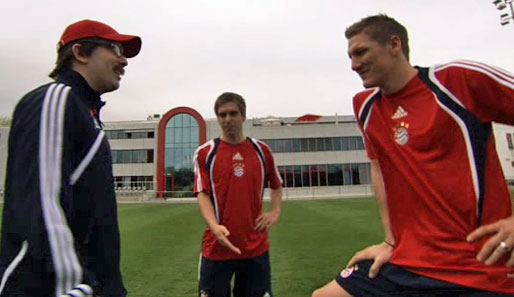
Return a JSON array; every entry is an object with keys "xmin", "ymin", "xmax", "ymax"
[
  {"xmin": 347, "ymin": 32, "xmax": 396, "ymax": 90},
  {"xmin": 72, "ymin": 41, "xmax": 128, "ymax": 94},
  {"xmin": 85, "ymin": 44, "xmax": 128, "ymax": 94}
]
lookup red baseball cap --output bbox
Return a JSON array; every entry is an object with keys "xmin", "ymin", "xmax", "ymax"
[{"xmin": 58, "ymin": 19, "xmax": 142, "ymax": 58}]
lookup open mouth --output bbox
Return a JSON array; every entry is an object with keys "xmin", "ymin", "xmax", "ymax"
[{"xmin": 114, "ymin": 66, "xmax": 125, "ymax": 78}]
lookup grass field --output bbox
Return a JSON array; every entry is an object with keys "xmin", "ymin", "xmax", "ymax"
[
  {"xmin": 1, "ymin": 188, "xmax": 513, "ymax": 297},
  {"xmin": 117, "ymin": 198, "xmax": 384, "ymax": 297}
]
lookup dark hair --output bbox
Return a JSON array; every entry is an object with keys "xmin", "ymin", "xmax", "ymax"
[
  {"xmin": 49, "ymin": 37, "xmax": 104, "ymax": 79},
  {"xmin": 345, "ymin": 14, "xmax": 410, "ymax": 61},
  {"xmin": 214, "ymin": 92, "xmax": 246, "ymax": 117}
]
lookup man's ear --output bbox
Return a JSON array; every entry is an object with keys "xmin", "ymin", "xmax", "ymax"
[
  {"xmin": 389, "ymin": 35, "xmax": 403, "ymax": 56},
  {"xmin": 71, "ymin": 43, "xmax": 89, "ymax": 63}
]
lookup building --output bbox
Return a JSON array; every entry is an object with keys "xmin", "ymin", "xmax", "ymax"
[
  {"xmin": 1, "ymin": 108, "xmax": 513, "ymax": 199},
  {"xmin": 105, "ymin": 107, "xmax": 373, "ymax": 199}
]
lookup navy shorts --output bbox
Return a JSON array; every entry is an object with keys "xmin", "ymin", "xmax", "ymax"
[
  {"xmin": 335, "ymin": 260, "xmax": 511, "ymax": 297},
  {"xmin": 199, "ymin": 251, "xmax": 272, "ymax": 297}
]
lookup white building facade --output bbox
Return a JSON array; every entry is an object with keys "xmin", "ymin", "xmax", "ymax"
[{"xmin": 1, "ymin": 108, "xmax": 513, "ymax": 199}]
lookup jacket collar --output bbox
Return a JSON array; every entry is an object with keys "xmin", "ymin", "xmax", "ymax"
[{"xmin": 56, "ymin": 70, "xmax": 106, "ymax": 120}]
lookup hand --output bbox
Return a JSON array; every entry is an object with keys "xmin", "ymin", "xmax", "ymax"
[
  {"xmin": 346, "ymin": 242, "xmax": 394, "ymax": 278},
  {"xmin": 210, "ymin": 224, "xmax": 241, "ymax": 254},
  {"xmin": 467, "ymin": 215, "xmax": 514, "ymax": 267},
  {"xmin": 255, "ymin": 210, "xmax": 280, "ymax": 232}
]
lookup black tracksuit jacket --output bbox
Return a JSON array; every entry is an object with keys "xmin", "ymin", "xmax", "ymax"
[{"xmin": 0, "ymin": 70, "xmax": 127, "ymax": 297}]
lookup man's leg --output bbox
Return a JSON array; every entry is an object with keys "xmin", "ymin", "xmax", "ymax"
[
  {"xmin": 312, "ymin": 280, "xmax": 354, "ymax": 297},
  {"xmin": 233, "ymin": 252, "xmax": 273, "ymax": 297},
  {"xmin": 198, "ymin": 256, "xmax": 233, "ymax": 297}
]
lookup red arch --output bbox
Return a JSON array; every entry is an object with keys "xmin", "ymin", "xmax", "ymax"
[{"xmin": 156, "ymin": 107, "xmax": 207, "ymax": 198}]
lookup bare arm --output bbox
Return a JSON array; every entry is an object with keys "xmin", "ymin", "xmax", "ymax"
[
  {"xmin": 255, "ymin": 187, "xmax": 283, "ymax": 231},
  {"xmin": 197, "ymin": 191, "xmax": 241, "ymax": 254},
  {"xmin": 347, "ymin": 159, "xmax": 394, "ymax": 278},
  {"xmin": 371, "ymin": 159, "xmax": 395, "ymax": 245}
]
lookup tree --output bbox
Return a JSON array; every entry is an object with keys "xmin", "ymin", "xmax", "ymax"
[{"xmin": 0, "ymin": 117, "xmax": 11, "ymax": 127}]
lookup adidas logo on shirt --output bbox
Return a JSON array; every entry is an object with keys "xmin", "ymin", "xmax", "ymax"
[
  {"xmin": 392, "ymin": 105, "xmax": 408, "ymax": 119},
  {"xmin": 233, "ymin": 152, "xmax": 244, "ymax": 161}
]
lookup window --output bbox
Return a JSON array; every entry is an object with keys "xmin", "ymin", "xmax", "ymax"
[
  {"xmin": 277, "ymin": 163, "xmax": 371, "ymax": 188},
  {"xmin": 292, "ymin": 139, "xmax": 301, "ymax": 152},
  {"xmin": 285, "ymin": 166, "xmax": 294, "ymax": 187},
  {"xmin": 105, "ymin": 130, "xmax": 154, "ymax": 139},
  {"xmin": 300, "ymin": 139, "xmax": 309, "ymax": 152},
  {"xmin": 507, "ymin": 133, "xmax": 513, "ymax": 150},
  {"xmin": 293, "ymin": 166, "xmax": 302, "ymax": 187},
  {"xmin": 302, "ymin": 165, "xmax": 311, "ymax": 187},
  {"xmin": 164, "ymin": 113, "xmax": 200, "ymax": 195},
  {"xmin": 328, "ymin": 164, "xmax": 343, "ymax": 186},
  {"xmin": 324, "ymin": 138, "xmax": 333, "ymax": 151},
  {"xmin": 318, "ymin": 164, "xmax": 328, "ymax": 186},
  {"xmin": 261, "ymin": 137, "xmax": 366, "ymax": 153},
  {"xmin": 114, "ymin": 176, "xmax": 153, "ymax": 190},
  {"xmin": 310, "ymin": 165, "xmax": 319, "ymax": 187},
  {"xmin": 112, "ymin": 150, "xmax": 154, "ymax": 164}
]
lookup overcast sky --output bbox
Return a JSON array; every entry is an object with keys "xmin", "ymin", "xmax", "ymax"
[{"xmin": 2, "ymin": 0, "xmax": 513, "ymax": 121}]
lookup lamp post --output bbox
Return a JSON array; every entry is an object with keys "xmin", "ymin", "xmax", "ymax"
[{"xmin": 493, "ymin": 0, "xmax": 514, "ymax": 25}]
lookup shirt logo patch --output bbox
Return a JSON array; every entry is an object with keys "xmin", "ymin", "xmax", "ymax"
[
  {"xmin": 340, "ymin": 264, "xmax": 359, "ymax": 279},
  {"xmin": 233, "ymin": 162, "xmax": 245, "ymax": 177},
  {"xmin": 233, "ymin": 152, "xmax": 244, "ymax": 161},
  {"xmin": 393, "ymin": 122, "xmax": 410, "ymax": 146},
  {"xmin": 392, "ymin": 105, "xmax": 408, "ymax": 119}
]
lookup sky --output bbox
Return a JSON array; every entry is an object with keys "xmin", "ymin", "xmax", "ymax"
[{"xmin": 1, "ymin": 0, "xmax": 513, "ymax": 122}]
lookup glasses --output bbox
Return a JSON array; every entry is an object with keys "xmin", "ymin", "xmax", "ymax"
[{"xmin": 80, "ymin": 39, "xmax": 124, "ymax": 57}]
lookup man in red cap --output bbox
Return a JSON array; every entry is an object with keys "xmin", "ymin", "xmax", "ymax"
[{"xmin": 0, "ymin": 20, "xmax": 141, "ymax": 297}]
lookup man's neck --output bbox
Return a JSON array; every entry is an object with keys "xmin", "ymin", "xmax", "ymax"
[
  {"xmin": 221, "ymin": 134, "xmax": 246, "ymax": 145},
  {"xmin": 382, "ymin": 64, "xmax": 418, "ymax": 95}
]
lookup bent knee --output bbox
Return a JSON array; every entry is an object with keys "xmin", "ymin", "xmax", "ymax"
[
  {"xmin": 311, "ymin": 288, "xmax": 322, "ymax": 297},
  {"xmin": 311, "ymin": 281, "xmax": 353, "ymax": 297}
]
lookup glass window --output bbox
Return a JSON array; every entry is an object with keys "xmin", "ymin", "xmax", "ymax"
[
  {"xmin": 334, "ymin": 137, "xmax": 342, "ymax": 151},
  {"xmin": 318, "ymin": 164, "xmax": 327, "ymax": 186},
  {"xmin": 293, "ymin": 165, "xmax": 302, "ymax": 187},
  {"xmin": 316, "ymin": 138, "xmax": 324, "ymax": 151},
  {"xmin": 147, "ymin": 150, "xmax": 154, "ymax": 163},
  {"xmin": 310, "ymin": 165, "xmax": 319, "ymax": 187},
  {"xmin": 328, "ymin": 164, "xmax": 343, "ymax": 186},
  {"xmin": 285, "ymin": 166, "xmax": 294, "ymax": 187},
  {"xmin": 120, "ymin": 150, "xmax": 131, "ymax": 163},
  {"xmin": 351, "ymin": 164, "xmax": 361, "ymax": 184},
  {"xmin": 275, "ymin": 139, "xmax": 284, "ymax": 153},
  {"xmin": 343, "ymin": 164, "xmax": 352, "ymax": 185},
  {"xmin": 308, "ymin": 138, "xmax": 316, "ymax": 152},
  {"xmin": 348, "ymin": 137, "xmax": 357, "ymax": 151},
  {"xmin": 324, "ymin": 138, "xmax": 333, "ymax": 151},
  {"xmin": 357, "ymin": 137, "xmax": 365, "ymax": 150},
  {"xmin": 164, "ymin": 113, "xmax": 200, "ymax": 194},
  {"xmin": 284, "ymin": 139, "xmax": 292, "ymax": 153},
  {"xmin": 358, "ymin": 163, "xmax": 371, "ymax": 184},
  {"xmin": 340, "ymin": 138, "xmax": 349, "ymax": 151},
  {"xmin": 300, "ymin": 138, "xmax": 309, "ymax": 152},
  {"xmin": 292, "ymin": 139, "xmax": 301, "ymax": 152},
  {"xmin": 302, "ymin": 165, "xmax": 311, "ymax": 187}
]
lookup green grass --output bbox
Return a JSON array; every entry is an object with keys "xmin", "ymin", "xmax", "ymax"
[
  {"xmin": 116, "ymin": 199, "xmax": 383, "ymax": 297},
  {"xmin": 2, "ymin": 191, "xmax": 514, "ymax": 297}
]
